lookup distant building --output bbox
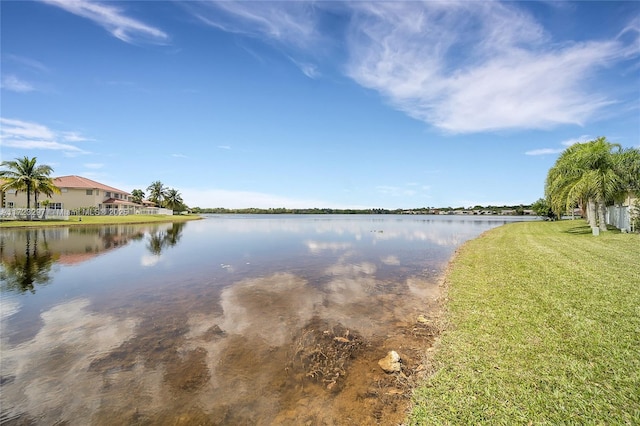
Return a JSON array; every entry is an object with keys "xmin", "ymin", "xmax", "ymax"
[{"xmin": 1, "ymin": 175, "xmax": 136, "ymax": 211}]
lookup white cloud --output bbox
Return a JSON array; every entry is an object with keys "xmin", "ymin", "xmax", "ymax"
[
  {"xmin": 217, "ymin": 145, "xmax": 231, "ymax": 150},
  {"xmin": 186, "ymin": 1, "xmax": 325, "ymax": 79},
  {"xmin": 526, "ymin": 135, "xmax": 593, "ymax": 156},
  {"xmin": 616, "ymin": 15, "xmax": 640, "ymax": 58},
  {"xmin": 3, "ymin": 140, "xmax": 85, "ymax": 153},
  {"xmin": 0, "ymin": 117, "xmax": 90, "ymax": 154},
  {"xmin": 525, "ymin": 148, "xmax": 563, "ymax": 156},
  {"xmin": 0, "ymin": 118, "xmax": 54, "ymax": 140},
  {"xmin": 1, "ymin": 75, "xmax": 35, "ymax": 92},
  {"xmin": 189, "ymin": 1, "xmax": 637, "ymax": 133},
  {"xmin": 62, "ymin": 131, "xmax": 93, "ymax": 142},
  {"xmin": 189, "ymin": 1, "xmax": 318, "ymax": 48},
  {"xmin": 171, "ymin": 153, "xmax": 188, "ymax": 158},
  {"xmin": 289, "ymin": 57, "xmax": 320, "ymax": 79},
  {"xmin": 40, "ymin": 0, "xmax": 168, "ymax": 44},
  {"xmin": 561, "ymin": 135, "xmax": 592, "ymax": 146},
  {"xmin": 346, "ymin": 1, "xmax": 630, "ymax": 133}
]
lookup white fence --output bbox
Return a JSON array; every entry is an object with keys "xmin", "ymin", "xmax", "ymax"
[
  {"xmin": 138, "ymin": 208, "xmax": 174, "ymax": 216},
  {"xmin": 71, "ymin": 207, "xmax": 174, "ymax": 216},
  {"xmin": 606, "ymin": 205, "xmax": 630, "ymax": 232},
  {"xmin": 1, "ymin": 207, "xmax": 174, "ymax": 220},
  {"xmin": 0, "ymin": 208, "xmax": 70, "ymax": 221}
]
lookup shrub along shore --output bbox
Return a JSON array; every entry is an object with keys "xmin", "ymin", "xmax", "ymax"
[
  {"xmin": 0, "ymin": 214, "xmax": 201, "ymax": 228},
  {"xmin": 409, "ymin": 220, "xmax": 639, "ymax": 424}
]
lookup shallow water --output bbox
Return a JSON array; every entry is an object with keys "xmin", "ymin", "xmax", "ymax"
[{"xmin": 0, "ymin": 214, "xmax": 532, "ymax": 425}]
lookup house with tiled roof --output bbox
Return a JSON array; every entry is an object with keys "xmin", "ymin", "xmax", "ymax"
[{"xmin": 1, "ymin": 175, "xmax": 137, "ymax": 211}]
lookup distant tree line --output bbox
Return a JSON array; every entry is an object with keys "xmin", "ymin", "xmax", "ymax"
[{"xmin": 190, "ymin": 205, "xmax": 535, "ymax": 215}]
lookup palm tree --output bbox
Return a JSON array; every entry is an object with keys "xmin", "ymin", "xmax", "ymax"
[
  {"xmin": 146, "ymin": 181, "xmax": 166, "ymax": 207},
  {"xmin": 613, "ymin": 148, "xmax": 640, "ymax": 201},
  {"xmin": 131, "ymin": 189, "xmax": 145, "ymax": 204},
  {"xmin": 33, "ymin": 176, "xmax": 61, "ymax": 219},
  {"xmin": 0, "ymin": 156, "xmax": 57, "ymax": 219},
  {"xmin": 545, "ymin": 137, "xmax": 630, "ymax": 232},
  {"xmin": 33, "ymin": 174, "xmax": 61, "ymax": 210},
  {"xmin": 546, "ymin": 144, "xmax": 585, "ymax": 222},
  {"xmin": 164, "ymin": 188, "xmax": 184, "ymax": 211}
]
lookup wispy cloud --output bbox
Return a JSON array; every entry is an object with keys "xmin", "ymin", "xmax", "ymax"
[
  {"xmin": 62, "ymin": 131, "xmax": 93, "ymax": 142},
  {"xmin": 560, "ymin": 135, "xmax": 592, "ymax": 146},
  {"xmin": 345, "ymin": 2, "xmax": 632, "ymax": 133},
  {"xmin": 40, "ymin": 0, "xmax": 168, "ymax": 44},
  {"xmin": 185, "ymin": 1, "xmax": 325, "ymax": 79},
  {"xmin": 1, "ymin": 75, "xmax": 35, "ymax": 92},
  {"xmin": 217, "ymin": 145, "xmax": 231, "ymax": 150},
  {"xmin": 5, "ymin": 54, "xmax": 49, "ymax": 73},
  {"xmin": 525, "ymin": 134, "xmax": 593, "ymax": 156},
  {"xmin": 289, "ymin": 57, "xmax": 320, "ymax": 79},
  {"xmin": 188, "ymin": 1, "xmax": 319, "ymax": 48},
  {"xmin": 0, "ymin": 117, "xmax": 90, "ymax": 155},
  {"xmin": 190, "ymin": 1, "xmax": 636, "ymax": 134},
  {"xmin": 171, "ymin": 153, "xmax": 188, "ymax": 158},
  {"xmin": 525, "ymin": 148, "xmax": 564, "ymax": 156}
]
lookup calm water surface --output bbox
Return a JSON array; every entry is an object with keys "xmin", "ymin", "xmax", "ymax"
[{"xmin": 0, "ymin": 214, "xmax": 532, "ymax": 424}]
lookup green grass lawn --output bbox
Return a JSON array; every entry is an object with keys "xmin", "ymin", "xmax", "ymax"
[
  {"xmin": 0, "ymin": 214, "xmax": 201, "ymax": 228},
  {"xmin": 409, "ymin": 220, "xmax": 640, "ymax": 425}
]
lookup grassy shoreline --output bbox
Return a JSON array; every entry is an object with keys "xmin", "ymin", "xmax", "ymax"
[
  {"xmin": 0, "ymin": 214, "xmax": 202, "ymax": 228},
  {"xmin": 409, "ymin": 220, "xmax": 640, "ymax": 424}
]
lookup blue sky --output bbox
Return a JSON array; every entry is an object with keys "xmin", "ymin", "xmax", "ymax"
[{"xmin": 1, "ymin": 1, "xmax": 638, "ymax": 209}]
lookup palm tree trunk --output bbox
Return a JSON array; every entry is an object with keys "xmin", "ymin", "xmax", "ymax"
[
  {"xmin": 597, "ymin": 198, "xmax": 608, "ymax": 232},
  {"xmin": 587, "ymin": 199, "xmax": 597, "ymax": 228},
  {"xmin": 34, "ymin": 191, "xmax": 39, "ymax": 219},
  {"xmin": 26, "ymin": 184, "xmax": 32, "ymax": 220}
]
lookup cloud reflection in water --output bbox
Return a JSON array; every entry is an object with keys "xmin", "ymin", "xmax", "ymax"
[{"xmin": 0, "ymin": 298, "xmax": 138, "ymax": 423}]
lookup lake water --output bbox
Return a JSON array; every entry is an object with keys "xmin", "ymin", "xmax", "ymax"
[{"xmin": 0, "ymin": 214, "xmax": 533, "ymax": 425}]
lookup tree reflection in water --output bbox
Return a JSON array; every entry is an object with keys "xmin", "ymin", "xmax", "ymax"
[
  {"xmin": 0, "ymin": 229, "xmax": 56, "ymax": 294},
  {"xmin": 146, "ymin": 222, "xmax": 185, "ymax": 256},
  {"xmin": 0, "ymin": 223, "xmax": 167, "ymax": 294}
]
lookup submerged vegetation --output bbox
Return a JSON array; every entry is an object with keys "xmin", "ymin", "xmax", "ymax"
[{"xmin": 409, "ymin": 220, "xmax": 640, "ymax": 424}]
